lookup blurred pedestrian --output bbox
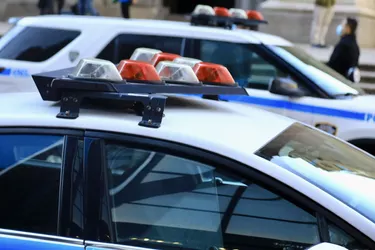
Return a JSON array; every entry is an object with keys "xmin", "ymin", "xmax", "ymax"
[
  {"xmin": 327, "ymin": 17, "xmax": 360, "ymax": 80},
  {"xmin": 79, "ymin": 0, "xmax": 99, "ymax": 15},
  {"xmin": 116, "ymin": 0, "xmax": 137, "ymax": 18},
  {"xmin": 310, "ymin": 0, "xmax": 336, "ymax": 48},
  {"xmin": 57, "ymin": 0, "xmax": 65, "ymax": 14},
  {"xmin": 38, "ymin": 0, "xmax": 54, "ymax": 14}
]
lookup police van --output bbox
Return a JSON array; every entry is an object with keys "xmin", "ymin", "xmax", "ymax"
[
  {"xmin": 0, "ymin": 6, "xmax": 374, "ymax": 154},
  {"xmin": 0, "ymin": 55, "xmax": 373, "ymax": 250}
]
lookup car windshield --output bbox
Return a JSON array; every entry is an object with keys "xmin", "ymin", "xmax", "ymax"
[
  {"xmin": 0, "ymin": 25, "xmax": 80, "ymax": 62},
  {"xmin": 267, "ymin": 45, "xmax": 364, "ymax": 96},
  {"xmin": 256, "ymin": 122, "xmax": 375, "ymax": 223}
]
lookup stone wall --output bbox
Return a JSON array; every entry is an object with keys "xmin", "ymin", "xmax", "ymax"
[
  {"xmin": 259, "ymin": 0, "xmax": 375, "ymax": 48},
  {"xmin": 0, "ymin": 0, "xmax": 169, "ymax": 21}
]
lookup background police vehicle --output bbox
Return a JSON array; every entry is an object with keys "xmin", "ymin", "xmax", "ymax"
[
  {"xmin": 0, "ymin": 55, "xmax": 375, "ymax": 250},
  {"xmin": 0, "ymin": 6, "xmax": 374, "ymax": 155}
]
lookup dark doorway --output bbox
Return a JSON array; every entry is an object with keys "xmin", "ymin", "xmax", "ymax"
[{"xmin": 164, "ymin": 0, "xmax": 235, "ymax": 15}]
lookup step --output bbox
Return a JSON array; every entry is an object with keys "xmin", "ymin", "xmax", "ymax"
[{"xmin": 360, "ymin": 71, "xmax": 375, "ymax": 83}]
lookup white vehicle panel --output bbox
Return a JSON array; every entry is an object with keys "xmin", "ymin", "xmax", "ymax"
[
  {"xmin": 17, "ymin": 16, "xmax": 261, "ymax": 44},
  {"xmin": 238, "ymin": 89, "xmax": 375, "ymax": 142},
  {"xmin": 0, "ymin": 93, "xmax": 293, "ymax": 154},
  {"xmin": 0, "ymin": 92, "xmax": 374, "ymax": 240}
]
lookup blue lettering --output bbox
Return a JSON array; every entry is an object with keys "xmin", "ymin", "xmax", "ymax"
[
  {"xmin": 11, "ymin": 68, "xmax": 29, "ymax": 77},
  {"xmin": 365, "ymin": 113, "xmax": 375, "ymax": 122}
]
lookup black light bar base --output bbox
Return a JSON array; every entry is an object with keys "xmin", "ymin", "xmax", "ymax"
[{"xmin": 32, "ymin": 68, "xmax": 248, "ymax": 129}]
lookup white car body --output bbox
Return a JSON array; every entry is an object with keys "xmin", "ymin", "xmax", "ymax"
[
  {"xmin": 0, "ymin": 16, "xmax": 374, "ymax": 153},
  {"xmin": 0, "ymin": 78, "xmax": 374, "ymax": 249}
]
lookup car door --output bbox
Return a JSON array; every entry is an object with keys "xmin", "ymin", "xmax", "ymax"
[
  {"xmin": 0, "ymin": 128, "xmax": 84, "ymax": 249},
  {"xmin": 81, "ymin": 131, "xmax": 373, "ymax": 250},
  {"xmin": 184, "ymin": 38, "xmax": 315, "ymax": 125}
]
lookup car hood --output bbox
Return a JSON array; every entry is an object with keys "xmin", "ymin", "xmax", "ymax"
[{"xmin": 341, "ymin": 94, "xmax": 375, "ymax": 111}]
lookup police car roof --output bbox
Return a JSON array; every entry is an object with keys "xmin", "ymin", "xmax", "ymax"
[
  {"xmin": 0, "ymin": 92, "xmax": 294, "ymax": 155},
  {"xmin": 18, "ymin": 15, "xmax": 292, "ymax": 46}
]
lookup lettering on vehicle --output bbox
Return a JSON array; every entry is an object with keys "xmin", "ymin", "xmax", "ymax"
[
  {"xmin": 11, "ymin": 68, "xmax": 30, "ymax": 77},
  {"xmin": 365, "ymin": 113, "xmax": 375, "ymax": 122},
  {"xmin": 315, "ymin": 122, "xmax": 337, "ymax": 135},
  {"xmin": 0, "ymin": 67, "xmax": 30, "ymax": 77}
]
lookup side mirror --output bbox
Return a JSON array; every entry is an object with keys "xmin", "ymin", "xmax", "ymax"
[
  {"xmin": 269, "ymin": 77, "xmax": 305, "ymax": 97},
  {"xmin": 347, "ymin": 67, "xmax": 361, "ymax": 83},
  {"xmin": 308, "ymin": 243, "xmax": 349, "ymax": 250}
]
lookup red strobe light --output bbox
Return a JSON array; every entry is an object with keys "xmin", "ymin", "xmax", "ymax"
[
  {"xmin": 193, "ymin": 62, "xmax": 235, "ymax": 86},
  {"xmin": 117, "ymin": 60, "xmax": 161, "ymax": 81}
]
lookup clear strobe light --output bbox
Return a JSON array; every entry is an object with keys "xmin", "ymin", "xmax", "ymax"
[
  {"xmin": 130, "ymin": 48, "xmax": 162, "ymax": 63},
  {"xmin": 69, "ymin": 58, "xmax": 122, "ymax": 81},
  {"xmin": 173, "ymin": 57, "xmax": 202, "ymax": 68},
  {"xmin": 192, "ymin": 5, "xmax": 215, "ymax": 16},
  {"xmin": 156, "ymin": 61, "xmax": 200, "ymax": 84},
  {"xmin": 229, "ymin": 8, "xmax": 248, "ymax": 19}
]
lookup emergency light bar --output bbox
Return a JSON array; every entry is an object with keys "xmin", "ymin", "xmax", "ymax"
[
  {"xmin": 190, "ymin": 4, "xmax": 268, "ymax": 29},
  {"xmin": 32, "ymin": 57, "xmax": 247, "ymax": 129}
]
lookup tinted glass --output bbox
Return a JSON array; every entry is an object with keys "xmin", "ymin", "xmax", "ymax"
[
  {"xmin": 192, "ymin": 39, "xmax": 290, "ymax": 89},
  {"xmin": 97, "ymin": 34, "xmax": 183, "ymax": 64},
  {"xmin": 0, "ymin": 134, "xmax": 64, "ymax": 235},
  {"xmin": 0, "ymin": 26, "xmax": 80, "ymax": 62},
  {"xmin": 327, "ymin": 221, "xmax": 369, "ymax": 249},
  {"xmin": 105, "ymin": 143, "xmax": 320, "ymax": 250},
  {"xmin": 256, "ymin": 122, "xmax": 375, "ymax": 223},
  {"xmin": 268, "ymin": 45, "xmax": 363, "ymax": 96}
]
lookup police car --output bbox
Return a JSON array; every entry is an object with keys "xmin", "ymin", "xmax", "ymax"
[
  {"xmin": 0, "ymin": 5, "xmax": 373, "ymax": 155},
  {"xmin": 0, "ymin": 53, "xmax": 375, "ymax": 250}
]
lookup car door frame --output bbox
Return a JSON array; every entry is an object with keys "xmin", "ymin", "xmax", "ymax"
[
  {"xmin": 95, "ymin": 32, "xmax": 187, "ymax": 63},
  {"xmin": 82, "ymin": 130, "xmax": 375, "ymax": 249},
  {"xmin": 183, "ymin": 38, "xmax": 330, "ymax": 124},
  {"xmin": 0, "ymin": 127, "xmax": 85, "ymax": 248},
  {"xmin": 184, "ymin": 38, "xmax": 328, "ymax": 98}
]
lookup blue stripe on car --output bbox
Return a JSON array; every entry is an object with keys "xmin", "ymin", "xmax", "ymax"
[{"xmin": 219, "ymin": 95, "xmax": 366, "ymax": 121}]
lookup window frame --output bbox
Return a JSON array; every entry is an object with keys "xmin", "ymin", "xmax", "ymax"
[
  {"xmin": 84, "ymin": 130, "xmax": 375, "ymax": 249},
  {"xmin": 184, "ymin": 38, "xmax": 330, "ymax": 99},
  {"xmin": 0, "ymin": 127, "xmax": 84, "ymax": 243},
  {"xmin": 96, "ymin": 33, "xmax": 187, "ymax": 63}
]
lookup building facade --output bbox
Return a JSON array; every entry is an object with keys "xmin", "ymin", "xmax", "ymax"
[
  {"xmin": 259, "ymin": 0, "xmax": 375, "ymax": 47},
  {"xmin": 1, "ymin": 0, "xmax": 374, "ymax": 47}
]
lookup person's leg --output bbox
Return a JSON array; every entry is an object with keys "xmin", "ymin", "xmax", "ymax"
[
  {"xmin": 79, "ymin": 0, "xmax": 86, "ymax": 15},
  {"xmin": 45, "ymin": 0, "xmax": 54, "ymax": 14},
  {"xmin": 121, "ymin": 2, "xmax": 130, "ymax": 18},
  {"xmin": 310, "ymin": 5, "xmax": 325, "ymax": 46},
  {"xmin": 86, "ymin": 0, "xmax": 99, "ymax": 15},
  {"xmin": 57, "ymin": 0, "xmax": 64, "ymax": 14},
  {"xmin": 320, "ymin": 6, "xmax": 335, "ymax": 46}
]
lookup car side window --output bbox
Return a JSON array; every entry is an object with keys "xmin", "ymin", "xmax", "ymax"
[
  {"xmin": 96, "ymin": 34, "xmax": 183, "ymax": 64},
  {"xmin": 0, "ymin": 134, "xmax": 64, "ymax": 235},
  {"xmin": 0, "ymin": 26, "xmax": 80, "ymax": 62},
  {"xmin": 327, "ymin": 220, "xmax": 368, "ymax": 249},
  {"xmin": 104, "ymin": 142, "xmax": 321, "ymax": 250},
  {"xmin": 188, "ymin": 39, "xmax": 290, "ymax": 89}
]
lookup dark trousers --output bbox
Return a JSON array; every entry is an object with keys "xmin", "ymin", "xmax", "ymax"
[
  {"xmin": 79, "ymin": 0, "xmax": 86, "ymax": 15},
  {"xmin": 121, "ymin": 2, "xmax": 131, "ymax": 18},
  {"xmin": 57, "ymin": 0, "xmax": 64, "ymax": 14},
  {"xmin": 39, "ymin": 0, "xmax": 64, "ymax": 14}
]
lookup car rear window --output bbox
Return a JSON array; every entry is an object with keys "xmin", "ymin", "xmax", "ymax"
[{"xmin": 0, "ymin": 26, "xmax": 80, "ymax": 62}]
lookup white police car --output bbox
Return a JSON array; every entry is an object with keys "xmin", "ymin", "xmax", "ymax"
[
  {"xmin": 0, "ymin": 6, "xmax": 373, "ymax": 155},
  {"xmin": 0, "ymin": 55, "xmax": 374, "ymax": 250}
]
